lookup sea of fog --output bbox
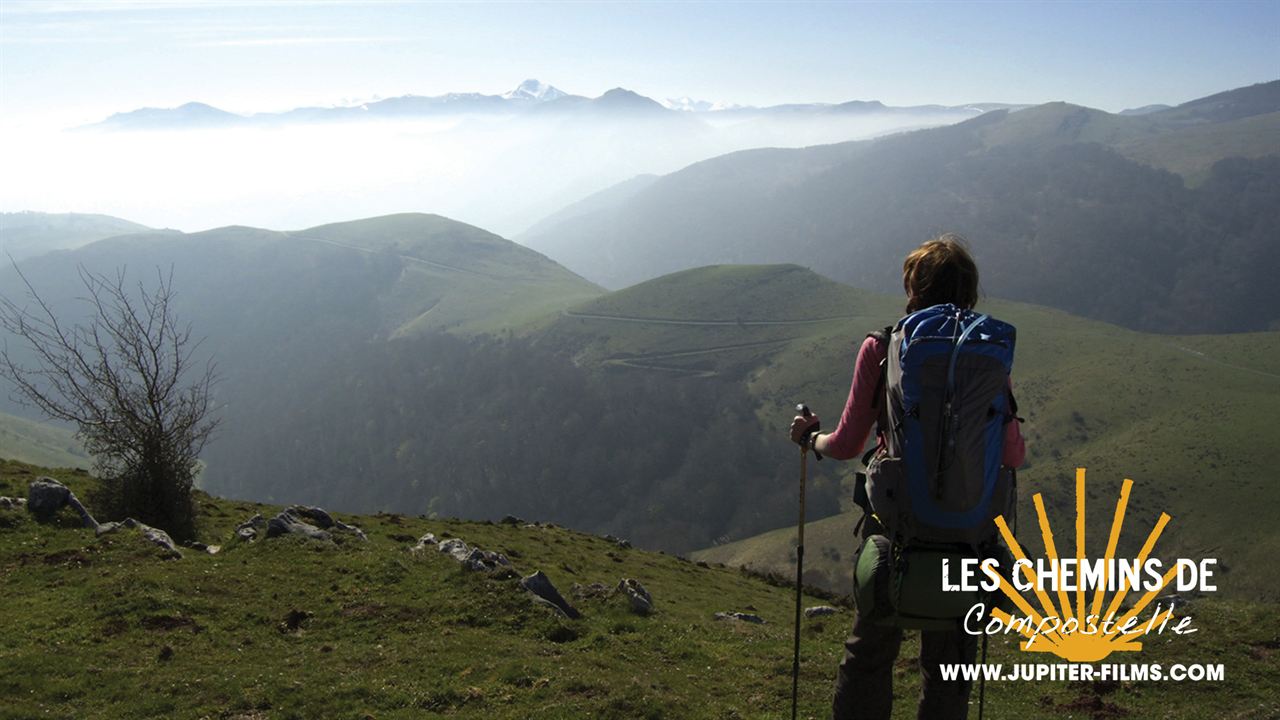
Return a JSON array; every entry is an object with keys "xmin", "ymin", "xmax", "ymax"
[{"xmin": 0, "ymin": 110, "xmax": 975, "ymax": 238}]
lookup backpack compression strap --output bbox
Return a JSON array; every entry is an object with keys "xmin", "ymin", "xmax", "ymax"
[{"xmin": 854, "ymin": 327, "xmax": 894, "ymax": 514}]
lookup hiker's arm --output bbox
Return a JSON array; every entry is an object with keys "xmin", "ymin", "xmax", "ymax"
[{"xmin": 813, "ymin": 336, "xmax": 882, "ymax": 461}]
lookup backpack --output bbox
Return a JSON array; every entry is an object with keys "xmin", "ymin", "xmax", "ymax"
[
  {"xmin": 862, "ymin": 303, "xmax": 1018, "ymax": 545},
  {"xmin": 852, "ymin": 304, "xmax": 1020, "ymax": 628}
]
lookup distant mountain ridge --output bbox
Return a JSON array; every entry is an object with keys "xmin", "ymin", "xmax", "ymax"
[
  {"xmin": 82, "ymin": 79, "xmax": 1017, "ymax": 131},
  {"xmin": 521, "ymin": 80, "xmax": 1280, "ymax": 333}
]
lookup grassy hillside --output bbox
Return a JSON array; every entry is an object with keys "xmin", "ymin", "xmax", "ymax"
[
  {"xmin": 0, "ymin": 412, "xmax": 87, "ymax": 470},
  {"xmin": 1114, "ymin": 110, "xmax": 1280, "ymax": 183},
  {"xmin": 2, "ymin": 459, "xmax": 1277, "ymax": 719},
  {"xmin": 543, "ymin": 266, "xmax": 1280, "ymax": 600},
  {"xmin": 296, "ymin": 214, "xmax": 603, "ymax": 335},
  {"xmin": 0, "ymin": 213, "xmax": 603, "ymax": 423},
  {"xmin": 548, "ymin": 265, "xmax": 896, "ymax": 376},
  {"xmin": 0, "ymin": 211, "xmax": 152, "ymax": 262},
  {"xmin": 0, "ymin": 214, "xmax": 601, "ymax": 348}
]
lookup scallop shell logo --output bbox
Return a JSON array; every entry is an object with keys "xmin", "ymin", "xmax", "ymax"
[{"xmin": 991, "ymin": 469, "xmax": 1180, "ymax": 663}]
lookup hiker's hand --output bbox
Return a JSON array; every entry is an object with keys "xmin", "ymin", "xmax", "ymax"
[{"xmin": 790, "ymin": 413, "xmax": 819, "ymax": 446}]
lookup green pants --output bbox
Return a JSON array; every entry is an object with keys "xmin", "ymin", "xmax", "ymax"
[
  {"xmin": 830, "ymin": 615, "xmax": 977, "ymax": 720},
  {"xmin": 833, "ymin": 512, "xmax": 978, "ymax": 719}
]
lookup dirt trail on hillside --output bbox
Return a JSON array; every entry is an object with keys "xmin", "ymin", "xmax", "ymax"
[
  {"xmin": 563, "ymin": 311, "xmax": 856, "ymax": 327},
  {"xmin": 604, "ymin": 338, "xmax": 795, "ymax": 377},
  {"xmin": 291, "ymin": 234, "xmax": 491, "ymax": 278},
  {"xmin": 1166, "ymin": 344, "xmax": 1280, "ymax": 380}
]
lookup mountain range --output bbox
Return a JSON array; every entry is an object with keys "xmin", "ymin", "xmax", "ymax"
[
  {"xmin": 82, "ymin": 79, "xmax": 1013, "ymax": 131},
  {"xmin": 520, "ymin": 80, "xmax": 1280, "ymax": 333}
]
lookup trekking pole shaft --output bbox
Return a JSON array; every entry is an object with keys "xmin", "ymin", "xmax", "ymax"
[{"xmin": 791, "ymin": 443, "xmax": 808, "ymax": 720}]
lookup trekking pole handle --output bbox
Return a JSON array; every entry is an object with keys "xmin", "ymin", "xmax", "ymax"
[{"xmin": 796, "ymin": 403, "xmax": 822, "ymax": 461}]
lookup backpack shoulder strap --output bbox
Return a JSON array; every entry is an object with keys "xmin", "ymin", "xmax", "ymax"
[
  {"xmin": 864, "ymin": 326, "xmax": 893, "ymax": 461},
  {"xmin": 865, "ymin": 326, "xmax": 891, "ymax": 407},
  {"xmin": 1004, "ymin": 388, "xmax": 1024, "ymax": 424}
]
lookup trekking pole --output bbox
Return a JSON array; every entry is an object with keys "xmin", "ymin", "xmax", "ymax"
[
  {"xmin": 978, "ymin": 632, "xmax": 989, "ymax": 720},
  {"xmin": 792, "ymin": 403, "xmax": 819, "ymax": 720}
]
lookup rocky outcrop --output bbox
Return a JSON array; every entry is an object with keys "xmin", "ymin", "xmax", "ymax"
[
  {"xmin": 96, "ymin": 518, "xmax": 182, "ymax": 559},
  {"xmin": 185, "ymin": 541, "xmax": 221, "ymax": 555},
  {"xmin": 409, "ymin": 532, "xmax": 438, "ymax": 553},
  {"xmin": 804, "ymin": 606, "xmax": 839, "ymax": 618},
  {"xmin": 715, "ymin": 611, "xmax": 766, "ymax": 624},
  {"xmin": 27, "ymin": 477, "xmax": 98, "ymax": 529},
  {"xmin": 571, "ymin": 582, "xmax": 612, "ymax": 601},
  {"xmin": 285, "ymin": 506, "xmax": 368, "ymax": 541},
  {"xmin": 261, "ymin": 506, "xmax": 369, "ymax": 543},
  {"xmin": 617, "ymin": 578, "xmax": 653, "ymax": 615},
  {"xmin": 234, "ymin": 514, "xmax": 266, "ymax": 542},
  {"xmin": 437, "ymin": 537, "xmax": 512, "ymax": 573},
  {"xmin": 521, "ymin": 570, "xmax": 581, "ymax": 619},
  {"xmin": 266, "ymin": 512, "xmax": 331, "ymax": 542},
  {"xmin": 0, "ymin": 496, "xmax": 26, "ymax": 510},
  {"xmin": 603, "ymin": 534, "xmax": 632, "ymax": 549}
]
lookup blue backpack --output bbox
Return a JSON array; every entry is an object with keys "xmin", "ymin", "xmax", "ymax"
[{"xmin": 862, "ymin": 304, "xmax": 1018, "ymax": 547}]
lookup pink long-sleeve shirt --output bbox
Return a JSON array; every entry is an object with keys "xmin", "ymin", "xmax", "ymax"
[{"xmin": 822, "ymin": 335, "xmax": 1026, "ymax": 467}]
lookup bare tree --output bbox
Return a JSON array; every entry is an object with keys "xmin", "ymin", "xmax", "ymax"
[{"xmin": 0, "ymin": 264, "xmax": 218, "ymax": 540}]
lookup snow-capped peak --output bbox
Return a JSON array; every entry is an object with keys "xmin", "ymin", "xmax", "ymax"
[
  {"xmin": 661, "ymin": 96, "xmax": 746, "ymax": 113},
  {"xmin": 503, "ymin": 79, "xmax": 566, "ymax": 102}
]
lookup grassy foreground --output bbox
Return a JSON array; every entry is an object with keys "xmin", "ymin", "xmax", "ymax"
[{"xmin": 1, "ymin": 459, "xmax": 1277, "ymax": 719}]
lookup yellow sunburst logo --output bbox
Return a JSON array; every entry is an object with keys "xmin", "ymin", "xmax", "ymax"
[{"xmin": 986, "ymin": 468, "xmax": 1187, "ymax": 663}]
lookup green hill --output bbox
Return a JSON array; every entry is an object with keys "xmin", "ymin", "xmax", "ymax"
[
  {"xmin": 1, "ymin": 213, "xmax": 601, "ymax": 346},
  {"xmin": 522, "ymin": 81, "xmax": 1280, "ymax": 333},
  {"xmin": 1, "ymin": 459, "xmax": 1276, "ymax": 719},
  {"xmin": 0, "ymin": 212, "xmax": 603, "ymax": 424},
  {"xmin": 0, "ymin": 412, "xmax": 88, "ymax": 469},
  {"xmin": 0, "ymin": 211, "xmax": 153, "ymax": 262},
  {"xmin": 546, "ymin": 265, "xmax": 899, "ymax": 379},
  {"xmin": 0, "ymin": 213, "xmax": 611, "ymax": 542},
  {"xmin": 295, "ymin": 214, "xmax": 603, "ymax": 335}
]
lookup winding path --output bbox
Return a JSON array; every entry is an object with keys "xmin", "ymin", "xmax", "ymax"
[
  {"xmin": 566, "ymin": 311, "xmax": 854, "ymax": 377},
  {"xmin": 1165, "ymin": 343, "xmax": 1280, "ymax": 381},
  {"xmin": 603, "ymin": 339, "xmax": 796, "ymax": 378},
  {"xmin": 562, "ymin": 311, "xmax": 857, "ymax": 327},
  {"xmin": 291, "ymin": 234, "xmax": 490, "ymax": 278}
]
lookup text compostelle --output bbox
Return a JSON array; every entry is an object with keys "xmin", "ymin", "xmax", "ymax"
[
  {"xmin": 941, "ymin": 557, "xmax": 1220, "ymax": 594},
  {"xmin": 961, "ymin": 601, "xmax": 1198, "ymax": 646}
]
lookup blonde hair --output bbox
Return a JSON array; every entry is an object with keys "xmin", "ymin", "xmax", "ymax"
[{"xmin": 902, "ymin": 233, "xmax": 979, "ymax": 313}]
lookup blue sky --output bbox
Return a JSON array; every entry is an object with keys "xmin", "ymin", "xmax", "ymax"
[{"xmin": 1, "ymin": 0, "xmax": 1277, "ymax": 124}]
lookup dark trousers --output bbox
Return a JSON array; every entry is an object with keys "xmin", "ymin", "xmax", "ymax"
[{"xmin": 831, "ymin": 610, "xmax": 978, "ymax": 720}]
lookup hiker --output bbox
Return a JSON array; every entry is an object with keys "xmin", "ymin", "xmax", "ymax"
[{"xmin": 790, "ymin": 234, "xmax": 1025, "ymax": 720}]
